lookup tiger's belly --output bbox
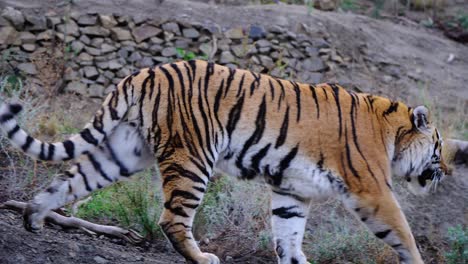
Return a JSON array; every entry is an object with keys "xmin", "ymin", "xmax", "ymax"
[{"xmin": 214, "ymin": 149, "xmax": 340, "ymax": 199}]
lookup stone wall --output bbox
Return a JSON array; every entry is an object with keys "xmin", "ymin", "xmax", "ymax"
[{"xmin": 0, "ymin": 6, "xmax": 336, "ymax": 98}]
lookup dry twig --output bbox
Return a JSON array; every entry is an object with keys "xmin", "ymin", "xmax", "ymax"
[{"xmin": 0, "ymin": 200, "xmax": 144, "ymax": 244}]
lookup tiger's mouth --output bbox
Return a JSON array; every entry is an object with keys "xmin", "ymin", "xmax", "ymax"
[{"xmin": 417, "ymin": 168, "xmax": 444, "ymax": 193}]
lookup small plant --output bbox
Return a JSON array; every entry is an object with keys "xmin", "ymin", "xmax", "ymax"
[
  {"xmin": 176, "ymin": 48, "xmax": 208, "ymax": 61},
  {"xmin": 445, "ymin": 225, "xmax": 468, "ymax": 264},
  {"xmin": 340, "ymin": 0, "xmax": 358, "ymax": 12},
  {"xmin": 457, "ymin": 12, "xmax": 468, "ymax": 30}
]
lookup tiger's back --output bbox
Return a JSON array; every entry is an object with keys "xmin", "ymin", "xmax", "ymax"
[{"xmin": 0, "ymin": 60, "xmax": 449, "ymax": 264}]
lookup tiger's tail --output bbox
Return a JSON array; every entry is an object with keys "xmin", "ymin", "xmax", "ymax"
[{"xmin": 0, "ymin": 77, "xmax": 133, "ymax": 162}]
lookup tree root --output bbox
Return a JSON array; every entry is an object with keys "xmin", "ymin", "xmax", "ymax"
[{"xmin": 0, "ymin": 200, "xmax": 144, "ymax": 244}]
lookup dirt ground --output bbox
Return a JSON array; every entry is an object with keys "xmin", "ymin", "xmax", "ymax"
[{"xmin": 0, "ymin": 0, "xmax": 467, "ymax": 263}]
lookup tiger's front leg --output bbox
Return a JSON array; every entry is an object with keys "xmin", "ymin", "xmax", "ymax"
[
  {"xmin": 270, "ymin": 190, "xmax": 310, "ymax": 264},
  {"xmin": 157, "ymin": 149, "xmax": 219, "ymax": 264},
  {"xmin": 342, "ymin": 190, "xmax": 424, "ymax": 264},
  {"xmin": 23, "ymin": 123, "xmax": 153, "ymax": 232}
]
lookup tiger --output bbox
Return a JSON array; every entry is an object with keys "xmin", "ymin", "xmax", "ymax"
[{"xmin": 0, "ymin": 60, "xmax": 450, "ymax": 264}]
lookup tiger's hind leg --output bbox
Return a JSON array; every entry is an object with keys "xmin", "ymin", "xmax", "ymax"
[
  {"xmin": 270, "ymin": 190, "xmax": 310, "ymax": 264},
  {"xmin": 23, "ymin": 123, "xmax": 154, "ymax": 232},
  {"xmin": 157, "ymin": 149, "xmax": 218, "ymax": 264},
  {"xmin": 342, "ymin": 191, "xmax": 423, "ymax": 264}
]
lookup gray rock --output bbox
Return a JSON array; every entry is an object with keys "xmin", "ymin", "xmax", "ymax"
[
  {"xmin": 24, "ymin": 14, "xmax": 47, "ymax": 31},
  {"xmin": 199, "ymin": 43, "xmax": 215, "ymax": 57},
  {"xmin": 249, "ymin": 25, "xmax": 266, "ymax": 40},
  {"xmin": 116, "ymin": 67, "xmax": 132, "ymax": 78},
  {"xmin": 118, "ymin": 48, "xmax": 130, "ymax": 59},
  {"xmin": 110, "ymin": 27, "xmax": 132, "ymax": 41},
  {"xmin": 56, "ymin": 32, "xmax": 75, "ymax": 43},
  {"xmin": 71, "ymin": 41, "xmax": 84, "ymax": 53},
  {"xmin": 101, "ymin": 43, "xmax": 116, "ymax": 54},
  {"xmin": 136, "ymin": 42, "xmax": 149, "ymax": 51},
  {"xmin": 256, "ymin": 39, "xmax": 272, "ymax": 48},
  {"xmin": 301, "ymin": 58, "xmax": 327, "ymax": 72},
  {"xmin": 81, "ymin": 26, "xmax": 110, "ymax": 37},
  {"xmin": 258, "ymin": 47, "xmax": 271, "ymax": 54},
  {"xmin": 21, "ymin": 44, "xmax": 35, "ymax": 52},
  {"xmin": 79, "ymin": 34, "xmax": 91, "ymax": 45},
  {"xmin": 90, "ymin": 38, "xmax": 104, "ymax": 48},
  {"xmin": 105, "ymin": 84, "xmax": 116, "ymax": 94},
  {"xmin": 224, "ymin": 27, "xmax": 244, "ymax": 39},
  {"xmin": 77, "ymin": 52, "xmax": 93, "ymax": 62},
  {"xmin": 312, "ymin": 38, "xmax": 330, "ymax": 49},
  {"xmin": 64, "ymin": 70, "xmax": 79, "ymax": 81},
  {"xmin": 150, "ymin": 37, "xmax": 164, "ymax": 44},
  {"xmin": 46, "ymin": 16, "xmax": 61, "ymax": 27},
  {"xmin": 231, "ymin": 44, "xmax": 254, "ymax": 57},
  {"xmin": 162, "ymin": 22, "xmax": 181, "ymax": 35},
  {"xmin": 132, "ymin": 25, "xmax": 162, "ymax": 43},
  {"xmin": 96, "ymin": 61, "xmax": 109, "ymax": 70},
  {"xmin": 78, "ymin": 14, "xmax": 97, "ymax": 26},
  {"xmin": 103, "ymin": 70, "xmax": 115, "ymax": 79},
  {"xmin": 149, "ymin": 44, "xmax": 163, "ymax": 53},
  {"xmin": 136, "ymin": 57, "xmax": 154, "ymax": 68},
  {"xmin": 85, "ymin": 46, "xmax": 101, "ymax": 56},
  {"xmin": 259, "ymin": 55, "xmax": 275, "ymax": 69},
  {"xmin": 0, "ymin": 27, "xmax": 18, "ymax": 45},
  {"xmin": 269, "ymin": 25, "xmax": 285, "ymax": 34},
  {"xmin": 1, "ymin": 7, "xmax": 24, "ymax": 30},
  {"xmin": 99, "ymin": 15, "xmax": 117, "ymax": 29},
  {"xmin": 154, "ymin": 56, "xmax": 169, "ymax": 64},
  {"xmin": 182, "ymin": 28, "xmax": 200, "ymax": 39},
  {"xmin": 108, "ymin": 59, "xmax": 123, "ymax": 70},
  {"xmin": 298, "ymin": 72, "xmax": 323, "ymax": 83},
  {"xmin": 83, "ymin": 66, "xmax": 99, "ymax": 79},
  {"xmin": 19, "ymin": 31, "xmax": 36, "ymax": 44},
  {"xmin": 17, "ymin": 63, "xmax": 37, "ymax": 75},
  {"xmin": 0, "ymin": 15, "xmax": 10, "ymax": 26},
  {"xmin": 286, "ymin": 31, "xmax": 297, "ymax": 40},
  {"xmin": 305, "ymin": 46, "xmax": 319, "ymax": 57},
  {"xmin": 132, "ymin": 16, "xmax": 147, "ymax": 25},
  {"xmin": 89, "ymin": 84, "xmax": 105, "ymax": 97},
  {"xmin": 174, "ymin": 39, "xmax": 190, "ymax": 49},
  {"xmin": 161, "ymin": 47, "xmax": 177, "ymax": 57},
  {"xmin": 219, "ymin": 51, "xmax": 235, "ymax": 64},
  {"xmin": 128, "ymin": 51, "xmax": 143, "ymax": 63},
  {"xmin": 57, "ymin": 19, "xmax": 79, "ymax": 37},
  {"xmin": 66, "ymin": 81, "xmax": 87, "ymax": 95}
]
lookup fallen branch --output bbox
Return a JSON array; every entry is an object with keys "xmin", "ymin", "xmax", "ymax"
[{"xmin": 0, "ymin": 200, "xmax": 144, "ymax": 244}]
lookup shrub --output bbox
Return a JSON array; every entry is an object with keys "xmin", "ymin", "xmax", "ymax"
[{"xmin": 445, "ymin": 225, "xmax": 468, "ymax": 264}]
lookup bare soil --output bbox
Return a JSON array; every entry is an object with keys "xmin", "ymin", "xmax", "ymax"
[{"xmin": 0, "ymin": 0, "xmax": 467, "ymax": 263}]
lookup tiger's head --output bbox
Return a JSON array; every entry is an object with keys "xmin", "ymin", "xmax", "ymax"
[{"xmin": 391, "ymin": 105, "xmax": 450, "ymax": 195}]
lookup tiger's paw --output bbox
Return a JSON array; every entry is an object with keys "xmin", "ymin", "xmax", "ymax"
[
  {"xmin": 191, "ymin": 253, "xmax": 220, "ymax": 264},
  {"xmin": 23, "ymin": 203, "xmax": 45, "ymax": 233}
]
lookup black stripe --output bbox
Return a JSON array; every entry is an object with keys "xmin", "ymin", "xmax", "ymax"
[
  {"xmin": 164, "ymin": 190, "xmax": 201, "ymax": 217},
  {"xmin": 249, "ymin": 71, "xmax": 261, "ymax": 96},
  {"xmin": 344, "ymin": 127, "xmax": 360, "ymax": 179},
  {"xmin": 21, "ymin": 136, "xmax": 34, "ymax": 152},
  {"xmin": 226, "ymin": 91, "xmax": 245, "ymax": 139},
  {"xmin": 39, "ymin": 143, "xmax": 46, "ymax": 160},
  {"xmin": 250, "ymin": 143, "xmax": 271, "ymax": 174},
  {"xmin": 9, "ymin": 104, "xmax": 22, "ymax": 114},
  {"xmin": 272, "ymin": 206, "xmax": 304, "ymax": 219},
  {"xmin": 7, "ymin": 125, "xmax": 20, "ymax": 139},
  {"xmin": 290, "ymin": 81, "xmax": 301, "ymax": 122},
  {"xmin": 236, "ymin": 95, "xmax": 267, "ymax": 178},
  {"xmin": 63, "ymin": 140, "xmax": 75, "ymax": 160},
  {"xmin": 275, "ymin": 106, "xmax": 289, "ymax": 148},
  {"xmin": 80, "ymin": 128, "xmax": 98, "ymax": 146},
  {"xmin": 236, "ymin": 74, "xmax": 246, "ymax": 97},
  {"xmin": 330, "ymin": 84, "xmax": 343, "ymax": 139},
  {"xmin": 269, "ymin": 79, "xmax": 275, "ymax": 101},
  {"xmin": 47, "ymin": 144, "xmax": 55, "ymax": 161},
  {"xmin": 0, "ymin": 113, "xmax": 13, "ymax": 123},
  {"xmin": 105, "ymin": 141, "xmax": 130, "ymax": 177},
  {"xmin": 375, "ymin": 229, "xmax": 392, "ymax": 239},
  {"xmin": 87, "ymin": 153, "xmax": 114, "ymax": 182},
  {"xmin": 163, "ymin": 164, "xmax": 206, "ymax": 187},
  {"xmin": 309, "ymin": 85, "xmax": 320, "ymax": 119},
  {"xmin": 383, "ymin": 101, "xmax": 399, "ymax": 116},
  {"xmin": 77, "ymin": 163, "xmax": 92, "ymax": 192},
  {"xmin": 223, "ymin": 68, "xmax": 236, "ymax": 98},
  {"xmin": 267, "ymin": 145, "xmax": 299, "ymax": 186},
  {"xmin": 276, "ymin": 79, "xmax": 285, "ymax": 110}
]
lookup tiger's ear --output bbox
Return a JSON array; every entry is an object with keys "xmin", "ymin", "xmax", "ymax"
[{"xmin": 413, "ymin": 105, "xmax": 430, "ymax": 132}]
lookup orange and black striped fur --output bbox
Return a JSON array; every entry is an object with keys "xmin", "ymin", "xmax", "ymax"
[{"xmin": 0, "ymin": 60, "xmax": 449, "ymax": 264}]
